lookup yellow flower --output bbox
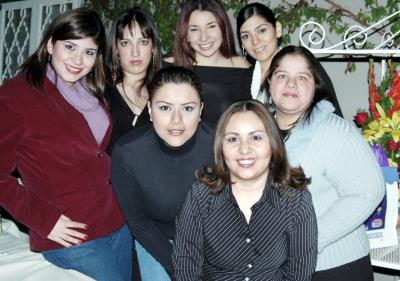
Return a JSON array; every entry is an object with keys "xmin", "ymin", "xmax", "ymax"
[
  {"xmin": 364, "ymin": 111, "xmax": 400, "ymax": 143},
  {"xmin": 376, "ymin": 103, "xmax": 386, "ymax": 118},
  {"xmin": 389, "ymin": 158, "xmax": 399, "ymax": 167},
  {"xmin": 358, "ymin": 61, "xmax": 400, "ymax": 167},
  {"xmin": 363, "ymin": 119, "xmax": 391, "ymax": 141},
  {"xmin": 390, "ymin": 111, "xmax": 400, "ymax": 143}
]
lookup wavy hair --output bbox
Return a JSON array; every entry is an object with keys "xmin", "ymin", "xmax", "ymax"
[
  {"xmin": 197, "ymin": 99, "xmax": 310, "ymax": 193},
  {"xmin": 173, "ymin": 0, "xmax": 237, "ymax": 68}
]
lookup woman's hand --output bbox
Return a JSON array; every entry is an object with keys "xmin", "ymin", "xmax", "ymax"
[{"xmin": 47, "ymin": 215, "xmax": 88, "ymax": 247}]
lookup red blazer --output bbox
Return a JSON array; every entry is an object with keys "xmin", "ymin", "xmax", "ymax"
[{"xmin": 0, "ymin": 76, "xmax": 125, "ymax": 251}]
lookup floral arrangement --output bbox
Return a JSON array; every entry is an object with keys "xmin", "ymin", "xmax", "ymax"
[{"xmin": 354, "ymin": 60, "xmax": 400, "ymax": 169}]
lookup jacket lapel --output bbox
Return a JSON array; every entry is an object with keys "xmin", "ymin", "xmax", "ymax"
[
  {"xmin": 39, "ymin": 77, "xmax": 110, "ymax": 148},
  {"xmin": 100, "ymin": 102, "xmax": 112, "ymax": 150}
]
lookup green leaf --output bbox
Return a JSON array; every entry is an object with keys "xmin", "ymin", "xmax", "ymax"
[{"xmin": 84, "ymin": 0, "xmax": 400, "ymax": 62}]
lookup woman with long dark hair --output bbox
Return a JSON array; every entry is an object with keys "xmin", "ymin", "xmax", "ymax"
[
  {"xmin": 105, "ymin": 7, "xmax": 162, "ymax": 153},
  {"xmin": 0, "ymin": 8, "xmax": 131, "ymax": 281},
  {"xmin": 164, "ymin": 0, "xmax": 252, "ymax": 129},
  {"xmin": 236, "ymin": 3, "xmax": 343, "ymax": 116},
  {"xmin": 112, "ymin": 66, "xmax": 213, "ymax": 281}
]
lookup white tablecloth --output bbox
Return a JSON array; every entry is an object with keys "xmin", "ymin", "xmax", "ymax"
[{"xmin": 0, "ymin": 219, "xmax": 94, "ymax": 281}]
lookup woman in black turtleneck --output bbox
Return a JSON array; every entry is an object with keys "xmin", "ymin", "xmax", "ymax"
[{"xmin": 111, "ymin": 66, "xmax": 213, "ymax": 281}]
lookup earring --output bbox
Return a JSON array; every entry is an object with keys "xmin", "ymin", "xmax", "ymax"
[
  {"xmin": 48, "ymin": 54, "xmax": 52, "ymax": 62},
  {"xmin": 267, "ymin": 95, "xmax": 273, "ymax": 105},
  {"xmin": 241, "ymin": 45, "xmax": 247, "ymax": 58},
  {"xmin": 267, "ymin": 95, "xmax": 275, "ymax": 112},
  {"xmin": 152, "ymin": 52, "xmax": 155, "ymax": 68}
]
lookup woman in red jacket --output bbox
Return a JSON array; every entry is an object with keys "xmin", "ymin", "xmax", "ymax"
[{"xmin": 0, "ymin": 8, "xmax": 131, "ymax": 281}]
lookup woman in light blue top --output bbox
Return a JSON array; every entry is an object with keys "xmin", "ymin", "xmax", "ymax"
[{"xmin": 264, "ymin": 45, "xmax": 385, "ymax": 281}]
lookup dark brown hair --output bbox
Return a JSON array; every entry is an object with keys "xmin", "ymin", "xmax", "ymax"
[
  {"xmin": 236, "ymin": 3, "xmax": 281, "ymax": 64},
  {"xmin": 149, "ymin": 66, "xmax": 202, "ymax": 102},
  {"xmin": 106, "ymin": 7, "xmax": 161, "ymax": 91},
  {"xmin": 19, "ymin": 8, "xmax": 106, "ymax": 100},
  {"xmin": 197, "ymin": 99, "xmax": 310, "ymax": 193},
  {"xmin": 173, "ymin": 0, "xmax": 237, "ymax": 68},
  {"xmin": 264, "ymin": 45, "xmax": 334, "ymax": 122}
]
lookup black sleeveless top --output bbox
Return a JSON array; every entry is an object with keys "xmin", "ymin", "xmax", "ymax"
[{"xmin": 163, "ymin": 61, "xmax": 252, "ymax": 129}]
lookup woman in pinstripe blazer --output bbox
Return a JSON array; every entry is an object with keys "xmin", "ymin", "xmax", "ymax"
[{"xmin": 173, "ymin": 100, "xmax": 318, "ymax": 281}]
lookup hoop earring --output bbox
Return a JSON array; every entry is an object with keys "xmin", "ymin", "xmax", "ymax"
[{"xmin": 241, "ymin": 45, "xmax": 247, "ymax": 58}]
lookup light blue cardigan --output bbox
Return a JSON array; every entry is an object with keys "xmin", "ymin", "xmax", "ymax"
[{"xmin": 285, "ymin": 100, "xmax": 385, "ymax": 271}]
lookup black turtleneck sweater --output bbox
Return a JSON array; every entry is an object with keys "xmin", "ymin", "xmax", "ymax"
[{"xmin": 111, "ymin": 124, "xmax": 213, "ymax": 277}]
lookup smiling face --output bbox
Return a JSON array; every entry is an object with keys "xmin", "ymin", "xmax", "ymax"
[
  {"xmin": 117, "ymin": 23, "xmax": 153, "ymax": 78},
  {"xmin": 47, "ymin": 37, "xmax": 98, "ymax": 85},
  {"xmin": 269, "ymin": 54, "xmax": 316, "ymax": 120},
  {"xmin": 222, "ymin": 111, "xmax": 271, "ymax": 186},
  {"xmin": 148, "ymin": 83, "xmax": 203, "ymax": 147},
  {"xmin": 187, "ymin": 10, "xmax": 223, "ymax": 61},
  {"xmin": 239, "ymin": 15, "xmax": 281, "ymax": 66}
]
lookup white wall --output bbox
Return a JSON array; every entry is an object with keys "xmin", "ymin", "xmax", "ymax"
[{"xmin": 321, "ymin": 61, "xmax": 370, "ymax": 121}]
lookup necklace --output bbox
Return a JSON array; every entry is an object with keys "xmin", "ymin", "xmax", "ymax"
[
  {"xmin": 117, "ymin": 82, "xmax": 148, "ymax": 116},
  {"xmin": 279, "ymin": 128, "xmax": 291, "ymax": 142},
  {"xmin": 274, "ymin": 112, "xmax": 304, "ymax": 142}
]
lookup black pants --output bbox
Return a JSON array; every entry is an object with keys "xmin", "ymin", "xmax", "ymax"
[{"xmin": 312, "ymin": 255, "xmax": 373, "ymax": 281}]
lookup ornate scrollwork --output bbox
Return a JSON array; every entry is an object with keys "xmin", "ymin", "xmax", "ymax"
[{"xmin": 299, "ymin": 10, "xmax": 400, "ymax": 56}]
